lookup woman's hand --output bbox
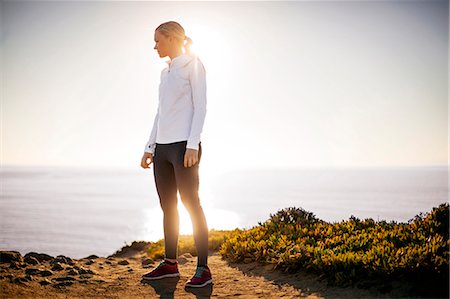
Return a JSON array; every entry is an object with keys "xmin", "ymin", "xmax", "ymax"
[
  {"xmin": 141, "ymin": 152, "xmax": 154, "ymax": 169},
  {"xmin": 184, "ymin": 148, "xmax": 198, "ymax": 168}
]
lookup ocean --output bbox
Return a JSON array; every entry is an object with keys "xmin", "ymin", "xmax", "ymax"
[{"xmin": 1, "ymin": 165, "xmax": 447, "ymax": 259}]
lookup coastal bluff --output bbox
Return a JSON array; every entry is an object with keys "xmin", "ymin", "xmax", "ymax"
[{"xmin": 0, "ymin": 245, "xmax": 425, "ymax": 298}]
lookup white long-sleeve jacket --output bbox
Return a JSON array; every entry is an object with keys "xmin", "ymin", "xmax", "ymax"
[{"xmin": 144, "ymin": 53, "xmax": 207, "ymax": 154}]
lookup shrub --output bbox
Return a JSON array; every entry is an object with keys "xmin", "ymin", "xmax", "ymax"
[{"xmin": 219, "ymin": 203, "xmax": 450, "ymax": 297}]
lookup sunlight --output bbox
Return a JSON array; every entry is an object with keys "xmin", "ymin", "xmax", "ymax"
[
  {"xmin": 178, "ymin": 202, "xmax": 241, "ymax": 235},
  {"xmin": 142, "ymin": 194, "xmax": 241, "ymax": 241},
  {"xmin": 141, "ymin": 207, "xmax": 163, "ymax": 241},
  {"xmin": 183, "ymin": 23, "xmax": 236, "ymax": 177},
  {"xmin": 184, "ymin": 23, "xmax": 233, "ymax": 81},
  {"xmin": 178, "ymin": 203, "xmax": 193, "ymax": 235},
  {"xmin": 178, "ymin": 186, "xmax": 241, "ymax": 234},
  {"xmin": 186, "ymin": 25, "xmax": 231, "ymax": 60}
]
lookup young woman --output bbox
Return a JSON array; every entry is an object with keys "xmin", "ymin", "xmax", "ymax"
[{"xmin": 140, "ymin": 21, "xmax": 212, "ymax": 288}]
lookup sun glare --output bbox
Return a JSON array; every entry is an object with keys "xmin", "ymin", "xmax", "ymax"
[
  {"xmin": 185, "ymin": 24, "xmax": 233, "ymax": 78},
  {"xmin": 178, "ymin": 185, "xmax": 240, "ymax": 235},
  {"xmin": 143, "ymin": 189, "xmax": 240, "ymax": 240},
  {"xmin": 178, "ymin": 203, "xmax": 241, "ymax": 235}
]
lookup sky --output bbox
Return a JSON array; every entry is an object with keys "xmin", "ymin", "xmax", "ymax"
[{"xmin": 1, "ymin": 0, "xmax": 448, "ymax": 176}]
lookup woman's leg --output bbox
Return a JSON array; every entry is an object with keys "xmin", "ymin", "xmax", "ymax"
[
  {"xmin": 153, "ymin": 144, "xmax": 179, "ymax": 261},
  {"xmin": 171, "ymin": 142, "xmax": 209, "ymax": 266}
]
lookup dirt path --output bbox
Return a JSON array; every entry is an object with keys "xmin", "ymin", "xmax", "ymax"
[{"xmin": 1, "ymin": 251, "xmax": 406, "ymax": 298}]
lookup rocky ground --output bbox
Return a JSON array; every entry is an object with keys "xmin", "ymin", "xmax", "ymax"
[{"xmin": 0, "ymin": 249, "xmax": 421, "ymax": 298}]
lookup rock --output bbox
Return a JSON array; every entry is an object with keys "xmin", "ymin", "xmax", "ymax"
[
  {"xmin": 55, "ymin": 276, "xmax": 77, "ymax": 282},
  {"xmin": 53, "ymin": 281, "xmax": 74, "ymax": 288},
  {"xmin": 52, "ymin": 256, "xmax": 66, "ymax": 264},
  {"xmin": 51, "ymin": 263, "xmax": 64, "ymax": 271},
  {"xmin": 9, "ymin": 261, "xmax": 21, "ymax": 270},
  {"xmin": 3, "ymin": 274, "xmax": 13, "ymax": 280},
  {"xmin": 53, "ymin": 255, "xmax": 74, "ymax": 265},
  {"xmin": 0, "ymin": 251, "xmax": 23, "ymax": 263},
  {"xmin": 177, "ymin": 256, "xmax": 189, "ymax": 265},
  {"xmin": 39, "ymin": 279, "xmax": 52, "ymax": 285},
  {"xmin": 105, "ymin": 261, "xmax": 112, "ymax": 265},
  {"xmin": 78, "ymin": 268, "xmax": 88, "ymax": 275},
  {"xmin": 24, "ymin": 252, "xmax": 54, "ymax": 262},
  {"xmin": 25, "ymin": 268, "xmax": 41, "ymax": 275},
  {"xmin": 128, "ymin": 268, "xmax": 133, "ymax": 272},
  {"xmin": 118, "ymin": 260, "xmax": 129, "ymax": 265},
  {"xmin": 11, "ymin": 276, "xmax": 28, "ymax": 284},
  {"xmin": 24, "ymin": 275, "xmax": 33, "ymax": 281},
  {"xmin": 142, "ymin": 258, "xmax": 154, "ymax": 268},
  {"xmin": 39, "ymin": 270, "xmax": 53, "ymax": 277},
  {"xmin": 84, "ymin": 255, "xmax": 99, "ymax": 259},
  {"xmin": 65, "ymin": 256, "xmax": 74, "ymax": 265},
  {"xmin": 79, "ymin": 268, "xmax": 96, "ymax": 275},
  {"xmin": 179, "ymin": 253, "xmax": 193, "ymax": 259},
  {"xmin": 24, "ymin": 256, "xmax": 40, "ymax": 265},
  {"xmin": 110, "ymin": 241, "xmax": 151, "ymax": 258},
  {"xmin": 85, "ymin": 259, "xmax": 95, "ymax": 265},
  {"xmin": 79, "ymin": 274, "xmax": 93, "ymax": 279},
  {"xmin": 67, "ymin": 269, "xmax": 78, "ymax": 276}
]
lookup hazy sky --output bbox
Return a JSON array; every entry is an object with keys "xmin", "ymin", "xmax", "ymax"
[{"xmin": 2, "ymin": 1, "xmax": 448, "ymax": 175}]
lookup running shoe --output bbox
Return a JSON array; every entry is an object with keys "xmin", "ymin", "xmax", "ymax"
[
  {"xmin": 185, "ymin": 265, "xmax": 213, "ymax": 288},
  {"xmin": 142, "ymin": 260, "xmax": 180, "ymax": 280}
]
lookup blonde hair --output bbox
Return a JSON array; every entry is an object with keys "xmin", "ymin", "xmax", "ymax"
[{"xmin": 156, "ymin": 21, "xmax": 193, "ymax": 55}]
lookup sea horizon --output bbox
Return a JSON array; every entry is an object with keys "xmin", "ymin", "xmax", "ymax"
[{"xmin": 1, "ymin": 164, "xmax": 448, "ymax": 259}]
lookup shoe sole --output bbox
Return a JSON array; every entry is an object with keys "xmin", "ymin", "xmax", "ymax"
[
  {"xmin": 185, "ymin": 278, "xmax": 213, "ymax": 288},
  {"xmin": 142, "ymin": 273, "xmax": 180, "ymax": 280}
]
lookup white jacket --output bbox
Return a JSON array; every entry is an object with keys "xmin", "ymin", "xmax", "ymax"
[{"xmin": 144, "ymin": 53, "xmax": 207, "ymax": 154}]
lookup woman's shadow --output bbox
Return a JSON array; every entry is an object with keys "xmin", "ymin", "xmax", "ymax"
[
  {"xmin": 141, "ymin": 277, "xmax": 213, "ymax": 299},
  {"xmin": 185, "ymin": 284, "xmax": 213, "ymax": 299},
  {"xmin": 141, "ymin": 277, "xmax": 180, "ymax": 299}
]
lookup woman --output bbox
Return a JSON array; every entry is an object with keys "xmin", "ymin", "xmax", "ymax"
[{"xmin": 140, "ymin": 21, "xmax": 212, "ymax": 288}]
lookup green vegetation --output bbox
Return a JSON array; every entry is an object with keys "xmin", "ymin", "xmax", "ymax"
[
  {"xmin": 135, "ymin": 203, "xmax": 448, "ymax": 296},
  {"xmin": 219, "ymin": 203, "xmax": 449, "ymax": 296},
  {"xmin": 146, "ymin": 229, "xmax": 236, "ymax": 260}
]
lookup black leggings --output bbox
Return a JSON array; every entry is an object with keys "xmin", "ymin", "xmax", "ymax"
[{"xmin": 153, "ymin": 140, "xmax": 208, "ymax": 266}]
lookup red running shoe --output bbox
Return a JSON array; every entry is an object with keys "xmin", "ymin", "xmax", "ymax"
[
  {"xmin": 185, "ymin": 265, "xmax": 213, "ymax": 288},
  {"xmin": 142, "ymin": 260, "xmax": 180, "ymax": 280}
]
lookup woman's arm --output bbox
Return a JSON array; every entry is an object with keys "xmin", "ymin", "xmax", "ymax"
[
  {"xmin": 141, "ymin": 111, "xmax": 158, "ymax": 169},
  {"xmin": 144, "ymin": 111, "xmax": 159, "ymax": 154},
  {"xmin": 186, "ymin": 57, "xmax": 207, "ymax": 151}
]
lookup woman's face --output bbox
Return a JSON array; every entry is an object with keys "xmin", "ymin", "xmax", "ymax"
[{"xmin": 154, "ymin": 30, "xmax": 172, "ymax": 58}]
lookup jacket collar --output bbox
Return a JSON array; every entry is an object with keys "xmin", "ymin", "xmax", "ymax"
[{"xmin": 166, "ymin": 53, "xmax": 196, "ymax": 71}]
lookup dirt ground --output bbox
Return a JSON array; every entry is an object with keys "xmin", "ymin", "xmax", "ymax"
[{"xmin": 0, "ymin": 250, "xmax": 419, "ymax": 298}]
